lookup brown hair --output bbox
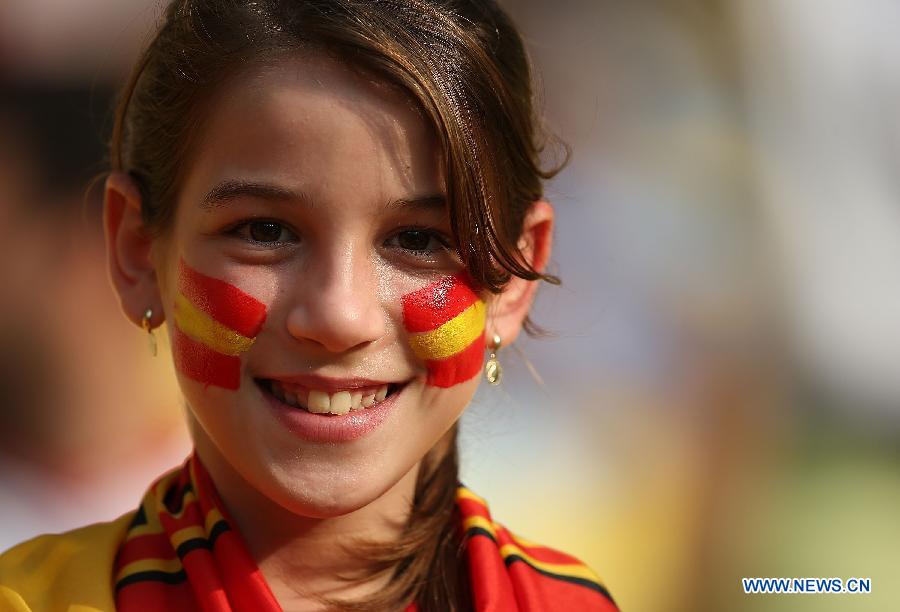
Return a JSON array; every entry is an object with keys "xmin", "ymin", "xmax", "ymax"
[{"xmin": 110, "ymin": 1, "xmax": 563, "ymax": 609}]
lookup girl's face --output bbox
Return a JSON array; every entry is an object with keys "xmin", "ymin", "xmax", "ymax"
[{"xmin": 149, "ymin": 55, "xmax": 487, "ymax": 516}]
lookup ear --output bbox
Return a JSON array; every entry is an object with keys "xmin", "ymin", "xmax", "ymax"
[
  {"xmin": 487, "ymin": 200, "xmax": 554, "ymax": 346},
  {"xmin": 103, "ymin": 172, "xmax": 163, "ymax": 329}
]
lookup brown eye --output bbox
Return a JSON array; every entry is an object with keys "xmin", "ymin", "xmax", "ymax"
[
  {"xmin": 384, "ymin": 227, "xmax": 454, "ymax": 266},
  {"xmin": 397, "ymin": 230, "xmax": 433, "ymax": 251},
  {"xmin": 237, "ymin": 219, "xmax": 295, "ymax": 244},
  {"xmin": 229, "ymin": 219, "xmax": 298, "ymax": 247},
  {"xmin": 247, "ymin": 220, "xmax": 289, "ymax": 243}
]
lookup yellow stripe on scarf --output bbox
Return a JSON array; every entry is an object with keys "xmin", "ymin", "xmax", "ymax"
[
  {"xmin": 456, "ymin": 486, "xmax": 488, "ymax": 506},
  {"xmin": 462, "ymin": 515, "xmax": 605, "ymax": 585},
  {"xmin": 408, "ymin": 300, "xmax": 486, "ymax": 360},
  {"xmin": 174, "ymin": 293, "xmax": 256, "ymax": 355},
  {"xmin": 170, "ymin": 525, "xmax": 206, "ymax": 550},
  {"xmin": 115, "ymin": 557, "xmax": 183, "ymax": 584},
  {"xmin": 205, "ymin": 508, "xmax": 226, "ymax": 533},
  {"xmin": 124, "ymin": 519, "xmax": 162, "ymax": 542}
]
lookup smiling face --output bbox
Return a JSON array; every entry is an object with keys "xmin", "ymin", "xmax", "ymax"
[{"xmin": 145, "ymin": 54, "xmax": 487, "ymax": 517}]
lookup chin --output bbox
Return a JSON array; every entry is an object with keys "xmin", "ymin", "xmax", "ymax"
[
  {"xmin": 183, "ymin": 372, "xmax": 466, "ymax": 521},
  {"xmin": 259, "ymin": 449, "xmax": 417, "ymax": 519}
]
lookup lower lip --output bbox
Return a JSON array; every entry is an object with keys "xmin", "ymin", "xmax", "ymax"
[{"xmin": 260, "ymin": 383, "xmax": 401, "ymax": 443}]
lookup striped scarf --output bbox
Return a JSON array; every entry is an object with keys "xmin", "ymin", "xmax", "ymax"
[
  {"xmin": 457, "ymin": 488, "xmax": 619, "ymax": 611},
  {"xmin": 114, "ymin": 455, "xmax": 617, "ymax": 611},
  {"xmin": 114, "ymin": 454, "xmax": 280, "ymax": 611}
]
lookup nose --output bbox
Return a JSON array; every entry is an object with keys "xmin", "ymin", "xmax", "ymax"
[{"xmin": 284, "ymin": 241, "xmax": 387, "ymax": 353}]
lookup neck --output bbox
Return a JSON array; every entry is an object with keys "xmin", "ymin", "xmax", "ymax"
[{"xmin": 192, "ymin": 432, "xmax": 419, "ymax": 610}]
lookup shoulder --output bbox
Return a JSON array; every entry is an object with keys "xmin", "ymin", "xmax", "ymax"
[
  {"xmin": 0, "ymin": 512, "xmax": 134, "ymax": 612},
  {"xmin": 456, "ymin": 486, "xmax": 620, "ymax": 611}
]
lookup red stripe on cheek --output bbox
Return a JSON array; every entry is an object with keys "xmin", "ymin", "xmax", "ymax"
[
  {"xmin": 173, "ymin": 327, "xmax": 241, "ymax": 390},
  {"xmin": 178, "ymin": 259, "xmax": 267, "ymax": 338},
  {"xmin": 402, "ymin": 274, "xmax": 479, "ymax": 333},
  {"xmin": 424, "ymin": 332, "xmax": 485, "ymax": 388}
]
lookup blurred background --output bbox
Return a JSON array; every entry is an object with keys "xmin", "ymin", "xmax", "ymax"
[{"xmin": 1, "ymin": 1, "xmax": 898, "ymax": 610}]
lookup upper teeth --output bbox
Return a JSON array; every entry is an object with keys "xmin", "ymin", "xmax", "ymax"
[{"xmin": 269, "ymin": 381, "xmax": 392, "ymax": 415}]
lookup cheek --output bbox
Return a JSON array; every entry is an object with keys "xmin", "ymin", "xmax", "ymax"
[
  {"xmin": 172, "ymin": 258, "xmax": 268, "ymax": 390},
  {"xmin": 401, "ymin": 274, "xmax": 486, "ymax": 388}
]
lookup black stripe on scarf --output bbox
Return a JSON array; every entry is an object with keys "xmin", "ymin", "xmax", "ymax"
[{"xmin": 465, "ymin": 526, "xmax": 616, "ymax": 604}]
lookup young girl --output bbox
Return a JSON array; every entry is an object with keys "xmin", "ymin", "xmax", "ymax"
[{"xmin": 0, "ymin": 1, "xmax": 618, "ymax": 610}]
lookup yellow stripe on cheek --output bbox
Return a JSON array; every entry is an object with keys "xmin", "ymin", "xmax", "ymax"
[
  {"xmin": 174, "ymin": 293, "xmax": 256, "ymax": 356},
  {"xmin": 408, "ymin": 300, "xmax": 486, "ymax": 360}
]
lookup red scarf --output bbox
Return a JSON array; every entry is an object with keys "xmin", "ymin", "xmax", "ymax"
[
  {"xmin": 455, "ymin": 488, "xmax": 618, "ymax": 611},
  {"xmin": 114, "ymin": 455, "xmax": 617, "ymax": 611}
]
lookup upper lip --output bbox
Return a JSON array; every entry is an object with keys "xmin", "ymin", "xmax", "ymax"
[{"xmin": 260, "ymin": 374, "xmax": 404, "ymax": 392}]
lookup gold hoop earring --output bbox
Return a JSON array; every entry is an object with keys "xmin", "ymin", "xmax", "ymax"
[
  {"xmin": 485, "ymin": 332, "xmax": 502, "ymax": 385},
  {"xmin": 141, "ymin": 308, "xmax": 157, "ymax": 357}
]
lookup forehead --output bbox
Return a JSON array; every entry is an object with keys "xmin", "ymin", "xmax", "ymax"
[{"xmin": 181, "ymin": 54, "xmax": 442, "ymax": 207}]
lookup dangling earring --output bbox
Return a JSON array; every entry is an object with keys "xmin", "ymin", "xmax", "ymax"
[
  {"xmin": 485, "ymin": 332, "xmax": 502, "ymax": 385},
  {"xmin": 141, "ymin": 307, "xmax": 157, "ymax": 357}
]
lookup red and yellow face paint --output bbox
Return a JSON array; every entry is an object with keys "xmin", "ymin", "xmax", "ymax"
[
  {"xmin": 172, "ymin": 259, "xmax": 267, "ymax": 390},
  {"xmin": 402, "ymin": 274, "xmax": 486, "ymax": 388}
]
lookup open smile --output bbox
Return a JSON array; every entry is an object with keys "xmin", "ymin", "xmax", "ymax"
[
  {"xmin": 255, "ymin": 378, "xmax": 407, "ymax": 416},
  {"xmin": 256, "ymin": 377, "xmax": 411, "ymax": 443}
]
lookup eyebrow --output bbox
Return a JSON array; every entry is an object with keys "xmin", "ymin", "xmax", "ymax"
[
  {"xmin": 201, "ymin": 180, "xmax": 314, "ymax": 210},
  {"xmin": 384, "ymin": 195, "xmax": 447, "ymax": 213},
  {"xmin": 202, "ymin": 179, "xmax": 447, "ymax": 214}
]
